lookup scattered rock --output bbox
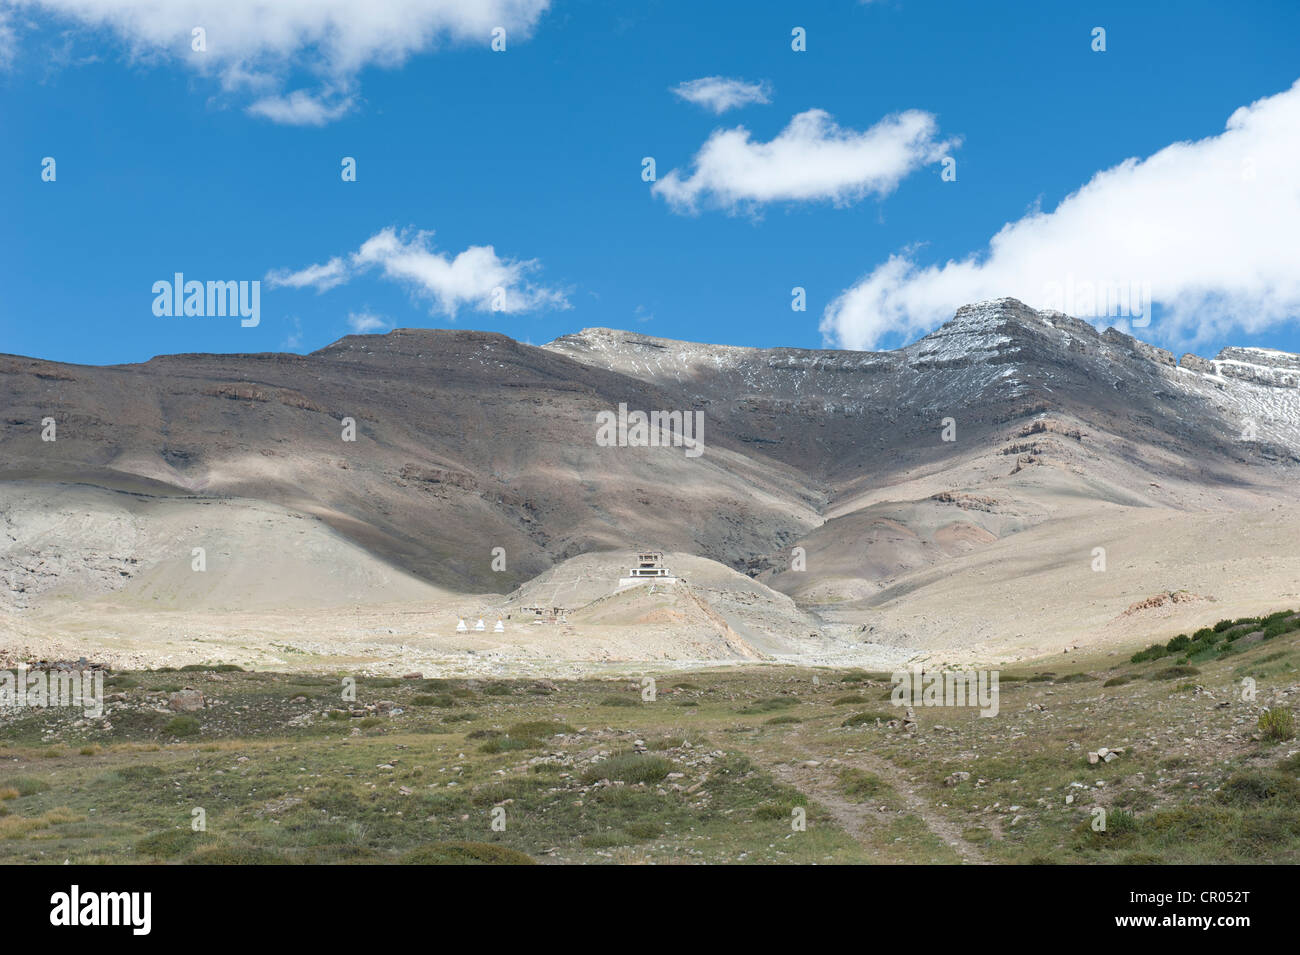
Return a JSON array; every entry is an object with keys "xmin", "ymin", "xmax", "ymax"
[{"xmin": 167, "ymin": 688, "xmax": 204, "ymax": 712}]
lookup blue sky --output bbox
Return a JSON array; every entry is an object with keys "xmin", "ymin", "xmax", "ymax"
[{"xmin": 2, "ymin": 0, "xmax": 1298, "ymax": 366}]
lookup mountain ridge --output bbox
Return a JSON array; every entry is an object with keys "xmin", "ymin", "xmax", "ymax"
[{"xmin": 4, "ymin": 298, "xmax": 1300, "ymax": 669}]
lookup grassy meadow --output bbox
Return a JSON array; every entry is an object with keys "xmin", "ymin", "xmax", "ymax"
[{"xmin": 1, "ymin": 611, "xmax": 1298, "ymax": 864}]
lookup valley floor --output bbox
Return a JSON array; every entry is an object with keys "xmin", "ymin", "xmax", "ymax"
[{"xmin": 1, "ymin": 613, "xmax": 1297, "ymax": 864}]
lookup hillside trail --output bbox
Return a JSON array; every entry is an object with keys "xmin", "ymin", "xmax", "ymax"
[{"xmin": 761, "ymin": 723, "xmax": 989, "ymax": 865}]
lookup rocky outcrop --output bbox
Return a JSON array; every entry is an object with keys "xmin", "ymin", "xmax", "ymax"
[
  {"xmin": 1180, "ymin": 353, "xmax": 1215, "ymax": 374},
  {"xmin": 1217, "ymin": 347, "xmax": 1300, "ymax": 371},
  {"xmin": 1213, "ymin": 348, "xmax": 1300, "ymax": 388}
]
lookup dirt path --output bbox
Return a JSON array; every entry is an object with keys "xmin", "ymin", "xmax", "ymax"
[{"xmin": 763, "ymin": 726, "xmax": 989, "ymax": 865}]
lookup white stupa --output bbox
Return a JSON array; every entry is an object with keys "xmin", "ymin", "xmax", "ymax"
[
  {"xmin": 474, "ymin": 618, "xmax": 486, "ymax": 631},
  {"xmin": 493, "ymin": 619, "xmax": 505, "ymax": 633},
  {"xmin": 455, "ymin": 618, "xmax": 468, "ymax": 632}
]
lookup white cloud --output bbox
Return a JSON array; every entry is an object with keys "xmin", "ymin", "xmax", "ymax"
[
  {"xmin": 652, "ymin": 108, "xmax": 956, "ymax": 214},
  {"xmin": 246, "ymin": 89, "xmax": 354, "ymax": 126},
  {"xmin": 268, "ymin": 227, "xmax": 570, "ymax": 318},
  {"xmin": 266, "ymin": 256, "xmax": 349, "ymax": 292},
  {"xmin": 0, "ymin": 11, "xmax": 15, "ymax": 69},
  {"xmin": 347, "ymin": 311, "xmax": 389, "ymax": 334},
  {"xmin": 671, "ymin": 75, "xmax": 771, "ymax": 114},
  {"xmin": 821, "ymin": 80, "xmax": 1300, "ymax": 351},
  {"xmin": 6, "ymin": 0, "xmax": 551, "ymax": 122}
]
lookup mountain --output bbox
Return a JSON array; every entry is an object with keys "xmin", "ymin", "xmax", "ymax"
[{"xmin": 3, "ymin": 298, "xmax": 1299, "ymax": 670}]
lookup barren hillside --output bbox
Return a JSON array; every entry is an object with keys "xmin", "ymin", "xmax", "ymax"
[{"xmin": 4, "ymin": 298, "xmax": 1299, "ymax": 668}]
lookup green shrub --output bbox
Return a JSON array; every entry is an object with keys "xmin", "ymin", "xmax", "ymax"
[
  {"xmin": 1131, "ymin": 644, "xmax": 1169, "ymax": 664},
  {"xmin": 116, "ymin": 765, "xmax": 164, "ymax": 782},
  {"xmin": 623, "ymin": 821, "xmax": 664, "ymax": 840},
  {"xmin": 580, "ymin": 753, "xmax": 671, "ymax": 785},
  {"xmin": 839, "ymin": 768, "xmax": 888, "ymax": 801},
  {"xmin": 1107, "ymin": 809, "xmax": 1139, "ymax": 833},
  {"xmin": 137, "ymin": 829, "xmax": 202, "ymax": 858},
  {"xmin": 1277, "ymin": 751, "xmax": 1300, "ymax": 772},
  {"xmin": 736, "ymin": 697, "xmax": 796, "ymax": 714},
  {"xmin": 163, "ymin": 715, "xmax": 200, "ymax": 737},
  {"xmin": 475, "ymin": 720, "xmax": 574, "ymax": 753},
  {"xmin": 1259, "ymin": 708, "xmax": 1296, "ymax": 742},
  {"xmin": 9, "ymin": 776, "xmax": 47, "ymax": 797},
  {"xmin": 1216, "ymin": 769, "xmax": 1300, "ymax": 807},
  {"xmin": 1262, "ymin": 618, "xmax": 1298, "ymax": 640},
  {"xmin": 186, "ymin": 845, "xmax": 288, "ymax": 865},
  {"xmin": 754, "ymin": 802, "xmax": 804, "ymax": 820},
  {"xmin": 1146, "ymin": 665, "xmax": 1199, "ymax": 681}
]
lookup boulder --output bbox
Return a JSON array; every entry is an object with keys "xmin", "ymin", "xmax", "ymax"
[{"xmin": 168, "ymin": 688, "xmax": 204, "ymax": 712}]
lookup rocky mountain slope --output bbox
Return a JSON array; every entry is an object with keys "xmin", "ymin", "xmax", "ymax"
[{"xmin": 3, "ymin": 298, "xmax": 1299, "ymax": 667}]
